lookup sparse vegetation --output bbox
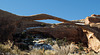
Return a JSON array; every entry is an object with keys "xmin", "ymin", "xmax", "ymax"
[
  {"xmin": 44, "ymin": 38, "xmax": 55, "ymax": 46},
  {"xmin": 0, "ymin": 40, "xmax": 100, "ymax": 55},
  {"xmin": 0, "ymin": 34, "xmax": 99, "ymax": 55},
  {"xmin": 56, "ymin": 38, "xmax": 68, "ymax": 46}
]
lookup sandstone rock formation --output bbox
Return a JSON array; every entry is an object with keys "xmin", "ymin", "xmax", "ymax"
[
  {"xmin": 85, "ymin": 15, "xmax": 100, "ymax": 25},
  {"xmin": 0, "ymin": 9, "xmax": 22, "ymax": 42},
  {"xmin": 0, "ymin": 9, "xmax": 100, "ymax": 52},
  {"xmin": 16, "ymin": 21, "xmax": 52, "ymax": 33},
  {"xmin": 0, "ymin": 9, "xmax": 70, "ymax": 42},
  {"xmin": 83, "ymin": 14, "xmax": 100, "ymax": 52},
  {"xmin": 26, "ymin": 23, "xmax": 87, "ymax": 45},
  {"xmin": 91, "ymin": 14, "xmax": 100, "ymax": 17}
]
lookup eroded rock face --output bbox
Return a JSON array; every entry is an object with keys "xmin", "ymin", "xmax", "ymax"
[
  {"xmin": 0, "ymin": 9, "xmax": 22, "ymax": 42},
  {"xmin": 84, "ymin": 14, "xmax": 100, "ymax": 52},
  {"xmin": 85, "ymin": 16, "xmax": 100, "ymax": 25},
  {"xmin": 90, "ymin": 23, "xmax": 100, "ymax": 28},
  {"xmin": 26, "ymin": 24, "xmax": 88, "ymax": 45},
  {"xmin": 0, "ymin": 9, "xmax": 72, "ymax": 43},
  {"xmin": 83, "ymin": 30, "xmax": 100, "ymax": 52},
  {"xmin": 16, "ymin": 21, "xmax": 52, "ymax": 33},
  {"xmin": 91, "ymin": 14, "xmax": 100, "ymax": 17}
]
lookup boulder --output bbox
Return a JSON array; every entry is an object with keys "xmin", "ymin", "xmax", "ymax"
[
  {"xmin": 90, "ymin": 23, "xmax": 100, "ymax": 28},
  {"xmin": 83, "ymin": 23, "xmax": 100, "ymax": 52},
  {"xmin": 91, "ymin": 14, "xmax": 100, "ymax": 17},
  {"xmin": 84, "ymin": 15, "xmax": 100, "ymax": 52},
  {"xmin": 85, "ymin": 16, "xmax": 100, "ymax": 25},
  {"xmin": 83, "ymin": 30, "xmax": 100, "ymax": 52}
]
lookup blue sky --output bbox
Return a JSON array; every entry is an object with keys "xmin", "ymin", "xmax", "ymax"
[{"xmin": 0, "ymin": 0, "xmax": 100, "ymax": 23}]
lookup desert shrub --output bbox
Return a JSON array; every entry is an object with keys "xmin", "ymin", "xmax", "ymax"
[
  {"xmin": 56, "ymin": 38, "xmax": 68, "ymax": 46},
  {"xmin": 0, "ymin": 44, "xmax": 11, "ymax": 53},
  {"xmin": 0, "ymin": 38, "xmax": 99, "ymax": 55},
  {"xmin": 44, "ymin": 38, "xmax": 55, "ymax": 46},
  {"xmin": 77, "ymin": 42, "xmax": 84, "ymax": 51},
  {"xmin": 29, "ymin": 49, "xmax": 45, "ymax": 55}
]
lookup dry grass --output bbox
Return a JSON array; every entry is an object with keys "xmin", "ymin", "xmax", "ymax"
[
  {"xmin": 0, "ymin": 40, "xmax": 28, "ymax": 55},
  {"xmin": 0, "ymin": 40, "xmax": 100, "ymax": 55}
]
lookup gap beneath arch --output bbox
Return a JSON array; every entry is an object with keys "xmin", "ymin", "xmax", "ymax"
[{"xmin": 35, "ymin": 19, "xmax": 62, "ymax": 24}]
